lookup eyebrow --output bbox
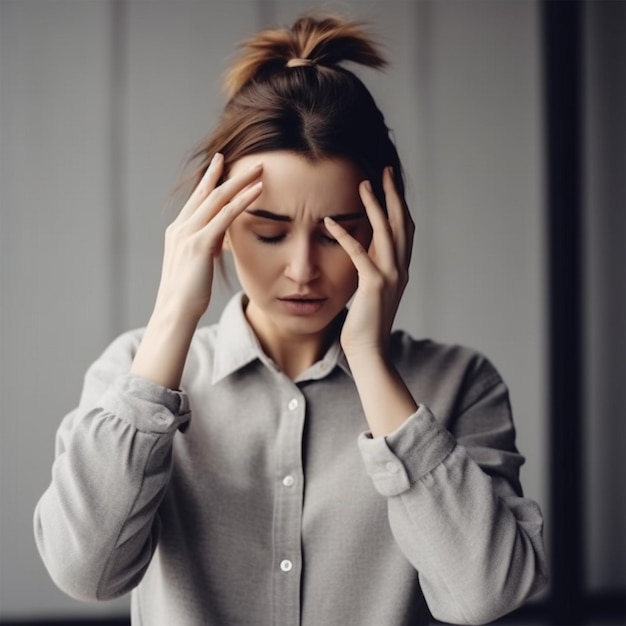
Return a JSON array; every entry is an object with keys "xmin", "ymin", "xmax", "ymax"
[{"xmin": 246, "ymin": 209, "xmax": 366, "ymax": 223}]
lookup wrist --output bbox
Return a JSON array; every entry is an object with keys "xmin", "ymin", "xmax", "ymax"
[
  {"xmin": 347, "ymin": 354, "xmax": 418, "ymax": 438},
  {"xmin": 343, "ymin": 345, "xmax": 390, "ymax": 370},
  {"xmin": 151, "ymin": 293, "xmax": 204, "ymax": 331},
  {"xmin": 131, "ymin": 301, "xmax": 200, "ymax": 390},
  {"xmin": 345, "ymin": 349, "xmax": 397, "ymax": 393}
]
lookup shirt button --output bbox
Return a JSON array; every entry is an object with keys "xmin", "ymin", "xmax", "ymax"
[
  {"xmin": 288, "ymin": 398, "xmax": 298, "ymax": 411},
  {"xmin": 386, "ymin": 461, "xmax": 400, "ymax": 474},
  {"xmin": 280, "ymin": 559, "xmax": 293, "ymax": 572},
  {"xmin": 282, "ymin": 475, "xmax": 295, "ymax": 488}
]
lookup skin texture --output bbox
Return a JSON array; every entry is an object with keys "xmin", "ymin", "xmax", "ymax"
[
  {"xmin": 131, "ymin": 149, "xmax": 417, "ymax": 437},
  {"xmin": 130, "ymin": 153, "xmax": 264, "ymax": 389},
  {"xmin": 225, "ymin": 152, "xmax": 372, "ymax": 377}
]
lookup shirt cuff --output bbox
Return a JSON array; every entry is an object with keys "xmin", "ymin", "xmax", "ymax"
[
  {"xmin": 357, "ymin": 404, "xmax": 456, "ymax": 496},
  {"xmin": 98, "ymin": 374, "xmax": 192, "ymax": 434}
]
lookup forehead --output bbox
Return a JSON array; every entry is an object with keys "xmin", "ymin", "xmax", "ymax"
[{"xmin": 229, "ymin": 151, "xmax": 363, "ymax": 218}]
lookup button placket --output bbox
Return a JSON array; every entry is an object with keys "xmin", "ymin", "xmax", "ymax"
[{"xmin": 271, "ymin": 388, "xmax": 304, "ymax": 624}]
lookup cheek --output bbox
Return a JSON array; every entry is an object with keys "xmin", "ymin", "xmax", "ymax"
[
  {"xmin": 326, "ymin": 249, "xmax": 359, "ymax": 287},
  {"xmin": 225, "ymin": 233, "xmax": 257, "ymax": 276},
  {"xmin": 226, "ymin": 226, "xmax": 254, "ymax": 260},
  {"xmin": 229, "ymin": 237, "xmax": 286, "ymax": 286}
]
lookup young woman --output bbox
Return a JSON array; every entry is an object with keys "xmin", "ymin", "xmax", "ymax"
[{"xmin": 34, "ymin": 13, "xmax": 548, "ymax": 626}]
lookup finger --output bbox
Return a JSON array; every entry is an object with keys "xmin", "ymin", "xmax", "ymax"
[
  {"xmin": 202, "ymin": 180, "xmax": 263, "ymax": 252},
  {"xmin": 383, "ymin": 167, "xmax": 415, "ymax": 267},
  {"xmin": 189, "ymin": 161, "xmax": 263, "ymax": 229},
  {"xmin": 323, "ymin": 216, "xmax": 379, "ymax": 279},
  {"xmin": 176, "ymin": 152, "xmax": 225, "ymax": 223},
  {"xmin": 360, "ymin": 179, "xmax": 397, "ymax": 274}
]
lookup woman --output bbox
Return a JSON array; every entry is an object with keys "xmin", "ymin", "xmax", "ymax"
[{"xmin": 34, "ymin": 13, "xmax": 548, "ymax": 626}]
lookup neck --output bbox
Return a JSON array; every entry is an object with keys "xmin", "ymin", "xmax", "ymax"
[
  {"xmin": 262, "ymin": 335, "xmax": 325, "ymax": 380},
  {"xmin": 244, "ymin": 302, "xmax": 341, "ymax": 379}
]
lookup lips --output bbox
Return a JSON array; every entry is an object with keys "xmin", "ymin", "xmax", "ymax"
[
  {"xmin": 280, "ymin": 294, "xmax": 325, "ymax": 301},
  {"xmin": 277, "ymin": 296, "xmax": 327, "ymax": 315}
]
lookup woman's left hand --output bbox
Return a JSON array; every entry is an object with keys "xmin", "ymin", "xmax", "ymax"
[{"xmin": 324, "ymin": 166, "xmax": 415, "ymax": 361}]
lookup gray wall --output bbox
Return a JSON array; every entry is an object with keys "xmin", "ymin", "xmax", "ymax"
[{"xmin": 0, "ymin": 0, "xmax": 622, "ymax": 620}]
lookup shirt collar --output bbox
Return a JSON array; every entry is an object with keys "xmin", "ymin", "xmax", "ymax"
[{"xmin": 211, "ymin": 291, "xmax": 352, "ymax": 384}]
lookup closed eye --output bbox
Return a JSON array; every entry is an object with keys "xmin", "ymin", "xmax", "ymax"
[
  {"xmin": 253, "ymin": 231, "xmax": 341, "ymax": 245},
  {"xmin": 319, "ymin": 232, "xmax": 339, "ymax": 245},
  {"xmin": 254, "ymin": 233, "xmax": 286, "ymax": 244}
]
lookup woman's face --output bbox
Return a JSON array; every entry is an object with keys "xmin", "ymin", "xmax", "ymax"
[{"xmin": 225, "ymin": 151, "xmax": 372, "ymax": 349}]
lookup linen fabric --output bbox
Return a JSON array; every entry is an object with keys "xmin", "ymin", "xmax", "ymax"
[{"xmin": 34, "ymin": 292, "xmax": 547, "ymax": 626}]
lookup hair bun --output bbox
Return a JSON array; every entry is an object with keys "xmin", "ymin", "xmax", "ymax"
[{"xmin": 223, "ymin": 12, "xmax": 387, "ymax": 97}]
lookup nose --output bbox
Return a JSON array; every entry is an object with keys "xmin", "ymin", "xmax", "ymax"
[{"xmin": 284, "ymin": 237, "xmax": 319, "ymax": 285}]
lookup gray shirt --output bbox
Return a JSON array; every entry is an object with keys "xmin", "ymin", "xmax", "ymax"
[{"xmin": 34, "ymin": 292, "xmax": 547, "ymax": 626}]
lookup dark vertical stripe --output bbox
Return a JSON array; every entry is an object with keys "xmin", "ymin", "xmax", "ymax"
[
  {"xmin": 109, "ymin": 0, "xmax": 127, "ymax": 336},
  {"xmin": 541, "ymin": 1, "xmax": 585, "ymax": 623}
]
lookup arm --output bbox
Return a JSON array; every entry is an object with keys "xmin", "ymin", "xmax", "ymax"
[
  {"xmin": 34, "ymin": 153, "xmax": 264, "ymax": 601},
  {"xmin": 34, "ymin": 336, "xmax": 191, "ymax": 601},
  {"xmin": 326, "ymin": 170, "xmax": 548, "ymax": 624},
  {"xmin": 324, "ymin": 167, "xmax": 415, "ymax": 440},
  {"xmin": 131, "ymin": 153, "xmax": 263, "ymax": 389},
  {"xmin": 347, "ymin": 352, "xmax": 416, "ymax": 438},
  {"xmin": 347, "ymin": 326, "xmax": 547, "ymax": 624},
  {"xmin": 357, "ymin": 366, "xmax": 548, "ymax": 625}
]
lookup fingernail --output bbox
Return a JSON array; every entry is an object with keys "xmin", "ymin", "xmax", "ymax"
[
  {"xmin": 363, "ymin": 180, "xmax": 372, "ymax": 192},
  {"xmin": 205, "ymin": 152, "xmax": 223, "ymax": 176}
]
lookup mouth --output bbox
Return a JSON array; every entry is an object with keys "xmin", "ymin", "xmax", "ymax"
[
  {"xmin": 279, "ymin": 295, "xmax": 326, "ymax": 302},
  {"xmin": 277, "ymin": 296, "xmax": 327, "ymax": 315}
]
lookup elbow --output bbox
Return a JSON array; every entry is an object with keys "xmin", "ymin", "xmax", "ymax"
[
  {"xmin": 428, "ymin": 556, "xmax": 549, "ymax": 625},
  {"xmin": 37, "ymin": 544, "xmax": 140, "ymax": 603},
  {"xmin": 36, "ymin": 542, "xmax": 118, "ymax": 603},
  {"xmin": 34, "ymin": 511, "xmax": 95, "ymax": 602},
  {"xmin": 38, "ymin": 548, "xmax": 136, "ymax": 602},
  {"xmin": 35, "ymin": 541, "xmax": 112, "ymax": 602},
  {"xmin": 471, "ymin": 568, "xmax": 549, "ymax": 625},
  {"xmin": 484, "ymin": 574, "xmax": 549, "ymax": 625},
  {"xmin": 46, "ymin": 563, "xmax": 115, "ymax": 603},
  {"xmin": 458, "ymin": 523, "xmax": 550, "ymax": 624},
  {"xmin": 33, "ymin": 493, "xmax": 157, "ymax": 602},
  {"xmin": 34, "ymin": 513, "xmax": 133, "ymax": 602}
]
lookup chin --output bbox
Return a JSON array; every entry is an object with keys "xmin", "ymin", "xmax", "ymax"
[{"xmin": 281, "ymin": 315, "xmax": 332, "ymax": 334}]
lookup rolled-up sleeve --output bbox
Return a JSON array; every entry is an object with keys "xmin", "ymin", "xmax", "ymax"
[
  {"xmin": 34, "ymin": 333, "xmax": 191, "ymax": 602},
  {"xmin": 358, "ymin": 377, "xmax": 548, "ymax": 625}
]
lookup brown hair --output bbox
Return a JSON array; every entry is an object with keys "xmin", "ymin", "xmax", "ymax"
[{"xmin": 178, "ymin": 12, "xmax": 406, "ymax": 209}]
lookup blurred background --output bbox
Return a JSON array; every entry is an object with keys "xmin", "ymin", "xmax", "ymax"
[{"xmin": 0, "ymin": 0, "xmax": 623, "ymax": 624}]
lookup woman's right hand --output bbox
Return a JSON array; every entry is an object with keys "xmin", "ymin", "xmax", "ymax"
[
  {"xmin": 154, "ymin": 152, "xmax": 263, "ymax": 323},
  {"xmin": 131, "ymin": 153, "xmax": 263, "ymax": 389}
]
